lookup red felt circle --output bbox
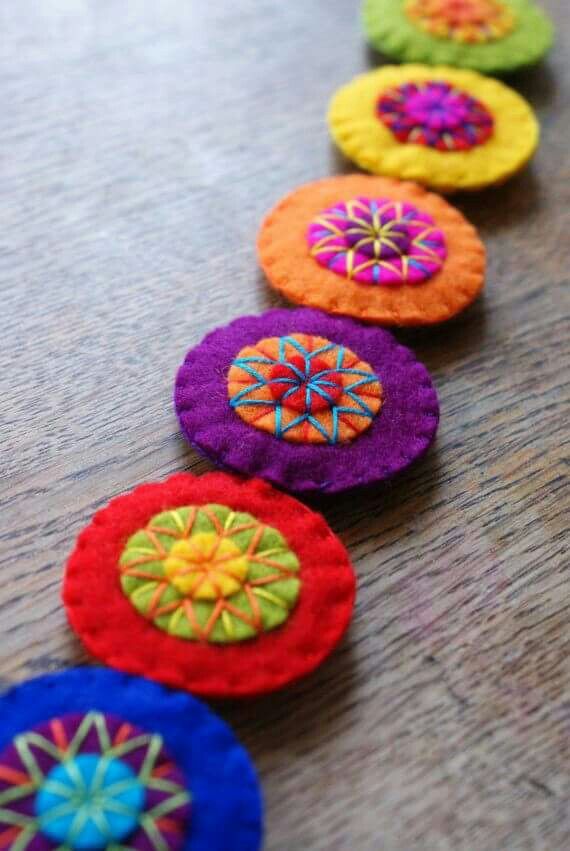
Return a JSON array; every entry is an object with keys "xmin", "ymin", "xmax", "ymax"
[{"xmin": 63, "ymin": 473, "xmax": 356, "ymax": 699}]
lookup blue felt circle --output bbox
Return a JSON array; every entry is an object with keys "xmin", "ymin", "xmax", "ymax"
[
  {"xmin": 36, "ymin": 754, "xmax": 145, "ymax": 849},
  {"xmin": 0, "ymin": 669, "xmax": 263, "ymax": 851}
]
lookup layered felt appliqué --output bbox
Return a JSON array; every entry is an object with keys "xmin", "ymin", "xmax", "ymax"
[
  {"xmin": 0, "ymin": 668, "xmax": 263, "ymax": 851},
  {"xmin": 174, "ymin": 308, "xmax": 439, "ymax": 491},
  {"xmin": 258, "ymin": 176, "xmax": 484, "ymax": 326},
  {"xmin": 63, "ymin": 473, "xmax": 356, "ymax": 697},
  {"xmin": 362, "ymin": 0, "xmax": 553, "ymax": 74},
  {"xmin": 328, "ymin": 65, "xmax": 539, "ymax": 191}
]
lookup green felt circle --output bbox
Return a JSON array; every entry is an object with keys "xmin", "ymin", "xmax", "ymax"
[
  {"xmin": 362, "ymin": 0, "xmax": 553, "ymax": 74},
  {"xmin": 119, "ymin": 504, "xmax": 302, "ymax": 644}
]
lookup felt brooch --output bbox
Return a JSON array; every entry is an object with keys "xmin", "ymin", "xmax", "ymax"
[
  {"xmin": 63, "ymin": 473, "xmax": 356, "ymax": 698},
  {"xmin": 0, "ymin": 668, "xmax": 263, "ymax": 851},
  {"xmin": 174, "ymin": 308, "xmax": 439, "ymax": 493},
  {"xmin": 258, "ymin": 175, "xmax": 485, "ymax": 326},
  {"xmin": 328, "ymin": 65, "xmax": 539, "ymax": 191},
  {"xmin": 362, "ymin": 0, "xmax": 553, "ymax": 74}
]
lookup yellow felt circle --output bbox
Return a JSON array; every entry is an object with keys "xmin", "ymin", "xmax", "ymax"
[
  {"xmin": 164, "ymin": 534, "xmax": 248, "ymax": 600},
  {"xmin": 328, "ymin": 64, "xmax": 539, "ymax": 192}
]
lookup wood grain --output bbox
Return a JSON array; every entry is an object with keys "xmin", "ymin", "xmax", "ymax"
[{"xmin": 1, "ymin": 1, "xmax": 569, "ymax": 848}]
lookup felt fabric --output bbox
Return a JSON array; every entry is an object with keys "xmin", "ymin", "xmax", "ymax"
[
  {"xmin": 0, "ymin": 669, "xmax": 263, "ymax": 851},
  {"xmin": 306, "ymin": 197, "xmax": 447, "ymax": 285},
  {"xmin": 2, "ymin": 711, "xmax": 189, "ymax": 851},
  {"xmin": 258, "ymin": 176, "xmax": 485, "ymax": 326},
  {"xmin": 227, "ymin": 333, "xmax": 383, "ymax": 444},
  {"xmin": 406, "ymin": 0, "xmax": 515, "ymax": 43},
  {"xmin": 174, "ymin": 309, "xmax": 439, "ymax": 491},
  {"xmin": 63, "ymin": 473, "xmax": 356, "ymax": 697},
  {"xmin": 328, "ymin": 65, "xmax": 539, "ymax": 192},
  {"xmin": 119, "ymin": 503, "xmax": 302, "ymax": 643},
  {"xmin": 377, "ymin": 81, "xmax": 494, "ymax": 151},
  {"xmin": 362, "ymin": 0, "xmax": 553, "ymax": 73}
]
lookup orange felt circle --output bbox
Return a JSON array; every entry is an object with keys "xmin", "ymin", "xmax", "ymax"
[
  {"xmin": 227, "ymin": 333, "xmax": 383, "ymax": 444},
  {"xmin": 258, "ymin": 174, "xmax": 486, "ymax": 327}
]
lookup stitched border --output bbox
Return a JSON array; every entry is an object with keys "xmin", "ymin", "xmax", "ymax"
[{"xmin": 63, "ymin": 474, "xmax": 356, "ymax": 697}]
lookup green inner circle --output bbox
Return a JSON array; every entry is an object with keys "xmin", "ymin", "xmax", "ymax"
[{"xmin": 119, "ymin": 504, "xmax": 302, "ymax": 644}]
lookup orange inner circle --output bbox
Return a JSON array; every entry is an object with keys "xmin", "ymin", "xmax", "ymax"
[
  {"xmin": 227, "ymin": 333, "xmax": 383, "ymax": 444},
  {"xmin": 405, "ymin": 0, "xmax": 515, "ymax": 42}
]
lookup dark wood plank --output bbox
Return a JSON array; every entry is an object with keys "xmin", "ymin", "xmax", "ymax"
[{"xmin": 1, "ymin": 1, "xmax": 568, "ymax": 848}]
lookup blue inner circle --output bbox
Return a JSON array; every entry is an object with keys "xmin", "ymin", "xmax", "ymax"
[{"xmin": 35, "ymin": 754, "xmax": 145, "ymax": 849}]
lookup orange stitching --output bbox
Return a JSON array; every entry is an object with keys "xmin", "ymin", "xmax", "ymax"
[
  {"xmin": 50, "ymin": 718, "xmax": 68, "ymax": 753},
  {"xmin": 119, "ymin": 555, "xmax": 160, "ymax": 571},
  {"xmin": 147, "ymin": 524, "xmax": 181, "ymax": 539},
  {"xmin": 223, "ymin": 601, "xmax": 258, "ymax": 629},
  {"xmin": 249, "ymin": 573, "xmax": 293, "ymax": 587},
  {"xmin": 244, "ymin": 585, "xmax": 263, "ymax": 632},
  {"xmin": 122, "ymin": 568, "xmax": 164, "ymax": 581},
  {"xmin": 202, "ymin": 506, "xmax": 223, "ymax": 535},
  {"xmin": 0, "ymin": 828, "xmax": 21, "ymax": 848},
  {"xmin": 144, "ymin": 529, "xmax": 167, "ymax": 558},
  {"xmin": 151, "ymin": 762, "xmax": 176, "ymax": 779},
  {"xmin": 203, "ymin": 599, "xmax": 225, "ymax": 639},
  {"xmin": 147, "ymin": 582, "xmax": 170, "ymax": 619},
  {"xmin": 247, "ymin": 525, "xmax": 265, "ymax": 556},
  {"xmin": 182, "ymin": 600, "xmax": 207, "ymax": 641},
  {"xmin": 113, "ymin": 722, "xmax": 133, "ymax": 746},
  {"xmin": 183, "ymin": 506, "xmax": 198, "ymax": 537},
  {"xmin": 156, "ymin": 818, "xmax": 184, "ymax": 835},
  {"xmin": 0, "ymin": 766, "xmax": 30, "ymax": 786},
  {"xmin": 152, "ymin": 600, "xmax": 181, "ymax": 619}
]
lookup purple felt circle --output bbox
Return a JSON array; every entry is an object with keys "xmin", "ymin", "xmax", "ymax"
[{"xmin": 174, "ymin": 308, "xmax": 439, "ymax": 494}]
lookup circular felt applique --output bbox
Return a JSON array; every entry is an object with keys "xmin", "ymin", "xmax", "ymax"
[
  {"xmin": 258, "ymin": 176, "xmax": 484, "ymax": 326},
  {"xmin": 174, "ymin": 308, "xmax": 439, "ymax": 492},
  {"xmin": 64, "ymin": 473, "xmax": 356, "ymax": 697},
  {"xmin": 328, "ymin": 65, "xmax": 539, "ymax": 191},
  {"xmin": 362, "ymin": 0, "xmax": 553, "ymax": 73},
  {"xmin": 0, "ymin": 668, "xmax": 263, "ymax": 851},
  {"xmin": 228, "ymin": 334, "xmax": 383, "ymax": 444}
]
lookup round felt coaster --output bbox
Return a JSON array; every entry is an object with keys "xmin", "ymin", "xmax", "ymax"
[
  {"xmin": 258, "ymin": 175, "xmax": 485, "ymax": 326},
  {"xmin": 0, "ymin": 668, "xmax": 263, "ymax": 851},
  {"xmin": 64, "ymin": 473, "xmax": 356, "ymax": 698},
  {"xmin": 328, "ymin": 65, "xmax": 539, "ymax": 192},
  {"xmin": 174, "ymin": 308, "xmax": 439, "ymax": 493},
  {"xmin": 362, "ymin": 0, "xmax": 553, "ymax": 74}
]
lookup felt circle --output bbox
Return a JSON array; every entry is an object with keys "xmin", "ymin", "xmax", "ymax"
[
  {"xmin": 362, "ymin": 0, "xmax": 553, "ymax": 73},
  {"xmin": 227, "ymin": 333, "xmax": 383, "ymax": 444},
  {"xmin": 0, "ymin": 669, "xmax": 263, "ymax": 851},
  {"xmin": 306, "ymin": 196, "xmax": 447, "ymax": 285},
  {"xmin": 119, "ymin": 504, "xmax": 301, "ymax": 644},
  {"xmin": 35, "ymin": 754, "xmax": 146, "ymax": 848},
  {"xmin": 377, "ymin": 80, "xmax": 494, "ymax": 151},
  {"xmin": 64, "ymin": 473, "xmax": 356, "ymax": 697},
  {"xmin": 258, "ymin": 176, "xmax": 484, "ymax": 326},
  {"xmin": 174, "ymin": 309, "xmax": 439, "ymax": 492},
  {"xmin": 328, "ymin": 65, "xmax": 539, "ymax": 192},
  {"xmin": 405, "ymin": 0, "xmax": 515, "ymax": 44}
]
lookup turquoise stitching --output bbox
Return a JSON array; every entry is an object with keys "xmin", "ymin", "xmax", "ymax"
[{"xmin": 229, "ymin": 336, "xmax": 381, "ymax": 444}]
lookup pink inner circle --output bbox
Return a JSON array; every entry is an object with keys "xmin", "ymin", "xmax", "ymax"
[{"xmin": 307, "ymin": 197, "xmax": 447, "ymax": 286}]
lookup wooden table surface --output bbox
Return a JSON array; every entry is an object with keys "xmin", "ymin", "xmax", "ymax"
[{"xmin": 2, "ymin": 1, "xmax": 569, "ymax": 848}]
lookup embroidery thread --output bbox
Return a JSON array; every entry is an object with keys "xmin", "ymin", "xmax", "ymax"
[
  {"xmin": 405, "ymin": 0, "xmax": 516, "ymax": 43},
  {"xmin": 0, "ymin": 711, "xmax": 190, "ymax": 851},
  {"xmin": 377, "ymin": 80, "xmax": 494, "ymax": 151},
  {"xmin": 307, "ymin": 197, "xmax": 447, "ymax": 286},
  {"xmin": 228, "ymin": 333, "xmax": 383, "ymax": 444},
  {"xmin": 120, "ymin": 503, "xmax": 301, "ymax": 643}
]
